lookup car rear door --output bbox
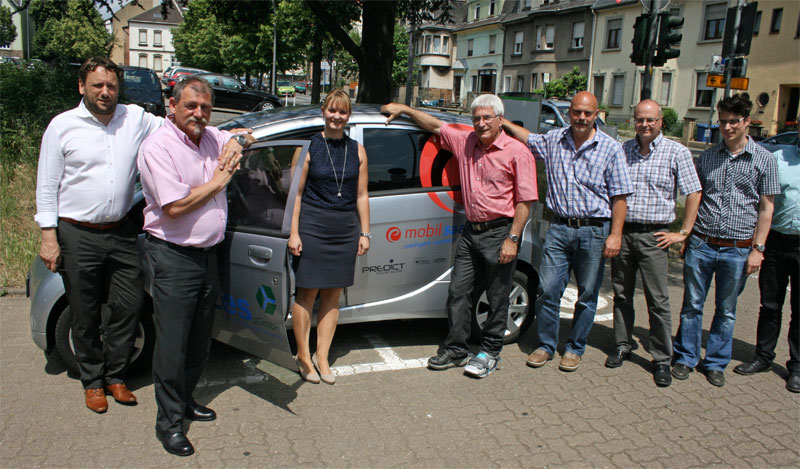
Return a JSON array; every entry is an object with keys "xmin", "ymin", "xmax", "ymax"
[
  {"xmin": 343, "ymin": 123, "xmax": 468, "ymax": 315},
  {"xmin": 214, "ymin": 140, "xmax": 309, "ymax": 371}
]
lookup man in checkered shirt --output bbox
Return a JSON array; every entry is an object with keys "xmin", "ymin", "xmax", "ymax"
[
  {"xmin": 604, "ymin": 99, "xmax": 702, "ymax": 388},
  {"xmin": 672, "ymin": 94, "xmax": 780, "ymax": 387},
  {"xmin": 504, "ymin": 91, "xmax": 633, "ymax": 372}
]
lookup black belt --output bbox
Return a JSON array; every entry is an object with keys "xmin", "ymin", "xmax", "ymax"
[
  {"xmin": 146, "ymin": 233, "xmax": 217, "ymax": 252},
  {"xmin": 623, "ymin": 222, "xmax": 669, "ymax": 233},
  {"xmin": 553, "ymin": 216, "xmax": 610, "ymax": 228},
  {"xmin": 59, "ymin": 216, "xmax": 127, "ymax": 231},
  {"xmin": 467, "ymin": 217, "xmax": 512, "ymax": 233}
]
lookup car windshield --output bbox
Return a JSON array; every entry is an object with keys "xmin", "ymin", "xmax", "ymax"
[
  {"xmin": 124, "ymin": 69, "xmax": 158, "ymax": 90},
  {"xmin": 277, "ymin": 81, "xmax": 290, "ymax": 86}
]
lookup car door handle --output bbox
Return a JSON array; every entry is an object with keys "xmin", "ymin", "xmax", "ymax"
[{"xmin": 247, "ymin": 245, "xmax": 273, "ymax": 261}]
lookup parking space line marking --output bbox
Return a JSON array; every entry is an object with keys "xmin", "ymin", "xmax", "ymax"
[{"xmin": 330, "ymin": 334, "xmax": 428, "ymax": 377}]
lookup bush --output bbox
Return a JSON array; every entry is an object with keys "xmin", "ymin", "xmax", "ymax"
[{"xmin": 662, "ymin": 107, "xmax": 682, "ymax": 136}]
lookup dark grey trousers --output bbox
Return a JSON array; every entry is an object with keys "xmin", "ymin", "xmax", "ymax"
[
  {"xmin": 610, "ymin": 230, "xmax": 673, "ymax": 364},
  {"xmin": 443, "ymin": 222, "xmax": 516, "ymax": 357},
  {"xmin": 146, "ymin": 237, "xmax": 218, "ymax": 435},
  {"xmin": 56, "ymin": 219, "xmax": 143, "ymax": 389}
]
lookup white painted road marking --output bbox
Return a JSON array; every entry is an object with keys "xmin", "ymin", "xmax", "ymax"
[{"xmin": 331, "ymin": 334, "xmax": 428, "ymax": 377}]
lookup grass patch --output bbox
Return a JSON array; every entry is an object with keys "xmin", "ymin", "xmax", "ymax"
[{"xmin": 1, "ymin": 161, "xmax": 39, "ymax": 287}]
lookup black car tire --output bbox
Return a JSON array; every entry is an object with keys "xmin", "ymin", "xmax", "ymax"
[
  {"xmin": 258, "ymin": 101, "xmax": 275, "ymax": 111},
  {"xmin": 472, "ymin": 269, "xmax": 533, "ymax": 344},
  {"xmin": 54, "ymin": 304, "xmax": 155, "ymax": 375}
]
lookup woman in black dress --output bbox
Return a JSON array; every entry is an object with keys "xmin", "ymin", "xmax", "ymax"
[{"xmin": 288, "ymin": 90, "xmax": 370, "ymax": 384}]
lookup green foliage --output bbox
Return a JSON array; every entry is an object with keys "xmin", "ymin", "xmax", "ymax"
[
  {"xmin": 30, "ymin": 0, "xmax": 114, "ymax": 62},
  {"xmin": 544, "ymin": 66, "xmax": 587, "ymax": 99},
  {"xmin": 0, "ymin": 5, "xmax": 16, "ymax": 47},
  {"xmin": 662, "ymin": 107, "xmax": 678, "ymax": 132},
  {"xmin": 392, "ymin": 23, "xmax": 411, "ymax": 88}
]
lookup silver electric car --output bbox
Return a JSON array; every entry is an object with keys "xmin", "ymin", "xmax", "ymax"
[{"xmin": 27, "ymin": 105, "xmax": 544, "ymax": 372}]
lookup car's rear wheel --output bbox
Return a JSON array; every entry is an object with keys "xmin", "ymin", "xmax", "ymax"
[
  {"xmin": 473, "ymin": 269, "xmax": 532, "ymax": 344},
  {"xmin": 258, "ymin": 101, "xmax": 275, "ymax": 111},
  {"xmin": 54, "ymin": 305, "xmax": 155, "ymax": 374}
]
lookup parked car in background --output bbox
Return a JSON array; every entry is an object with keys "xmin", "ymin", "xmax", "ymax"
[
  {"xmin": 191, "ymin": 72, "xmax": 283, "ymax": 112},
  {"xmin": 293, "ymin": 82, "xmax": 307, "ymax": 94},
  {"xmin": 163, "ymin": 66, "xmax": 209, "ymax": 95},
  {"xmin": 28, "ymin": 105, "xmax": 543, "ymax": 373},
  {"xmin": 161, "ymin": 65, "xmax": 177, "ymax": 84},
  {"xmin": 277, "ymin": 81, "xmax": 295, "ymax": 97},
  {"xmin": 758, "ymin": 131, "xmax": 798, "ymax": 153},
  {"xmin": 120, "ymin": 66, "xmax": 165, "ymax": 116}
]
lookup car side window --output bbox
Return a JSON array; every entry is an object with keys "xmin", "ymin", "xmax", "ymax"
[
  {"xmin": 540, "ymin": 106, "xmax": 559, "ymax": 132},
  {"xmin": 227, "ymin": 144, "xmax": 305, "ymax": 232},
  {"xmin": 362, "ymin": 128, "xmax": 434, "ymax": 192},
  {"xmin": 775, "ymin": 133, "xmax": 796, "ymax": 145},
  {"xmin": 206, "ymin": 76, "xmax": 220, "ymax": 86},
  {"xmin": 222, "ymin": 77, "xmax": 240, "ymax": 90}
]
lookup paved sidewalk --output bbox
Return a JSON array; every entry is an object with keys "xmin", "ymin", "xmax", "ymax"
[{"xmin": 1, "ymin": 261, "xmax": 798, "ymax": 467}]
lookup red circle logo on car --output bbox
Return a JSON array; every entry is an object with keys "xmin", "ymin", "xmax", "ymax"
[
  {"xmin": 386, "ymin": 226, "xmax": 402, "ymax": 243},
  {"xmin": 419, "ymin": 123, "xmax": 471, "ymax": 213}
]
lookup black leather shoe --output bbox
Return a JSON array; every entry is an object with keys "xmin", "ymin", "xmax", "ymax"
[
  {"xmin": 787, "ymin": 374, "xmax": 800, "ymax": 393},
  {"xmin": 654, "ymin": 364, "xmax": 672, "ymax": 387},
  {"xmin": 706, "ymin": 370, "xmax": 725, "ymax": 387},
  {"xmin": 733, "ymin": 359, "xmax": 771, "ymax": 376},
  {"xmin": 185, "ymin": 402, "xmax": 216, "ymax": 421},
  {"xmin": 604, "ymin": 349, "xmax": 630, "ymax": 368},
  {"xmin": 672, "ymin": 363, "xmax": 692, "ymax": 380},
  {"xmin": 157, "ymin": 431, "xmax": 194, "ymax": 457}
]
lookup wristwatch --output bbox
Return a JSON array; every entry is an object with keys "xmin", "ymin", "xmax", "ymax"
[
  {"xmin": 679, "ymin": 228, "xmax": 690, "ymax": 237},
  {"xmin": 360, "ymin": 232, "xmax": 373, "ymax": 239},
  {"xmin": 753, "ymin": 244, "xmax": 766, "ymax": 252},
  {"xmin": 232, "ymin": 134, "xmax": 248, "ymax": 147},
  {"xmin": 507, "ymin": 233, "xmax": 521, "ymax": 244}
]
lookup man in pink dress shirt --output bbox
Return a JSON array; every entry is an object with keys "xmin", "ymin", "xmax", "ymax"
[
  {"xmin": 382, "ymin": 94, "xmax": 538, "ymax": 378},
  {"xmin": 137, "ymin": 76, "xmax": 252, "ymax": 456}
]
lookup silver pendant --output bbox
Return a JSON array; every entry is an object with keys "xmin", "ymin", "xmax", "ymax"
[{"xmin": 337, "ymin": 192, "xmax": 342, "ymax": 197}]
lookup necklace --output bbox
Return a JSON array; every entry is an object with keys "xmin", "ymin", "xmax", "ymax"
[{"xmin": 323, "ymin": 135, "xmax": 347, "ymax": 197}]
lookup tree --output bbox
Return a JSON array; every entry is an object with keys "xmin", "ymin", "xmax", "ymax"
[
  {"xmin": 171, "ymin": 0, "xmax": 226, "ymax": 72},
  {"xmin": 543, "ymin": 66, "xmax": 587, "ymax": 99},
  {"xmin": 29, "ymin": 0, "xmax": 113, "ymax": 62},
  {"xmin": 0, "ymin": 5, "xmax": 16, "ymax": 48},
  {"xmin": 305, "ymin": 0, "xmax": 453, "ymax": 103}
]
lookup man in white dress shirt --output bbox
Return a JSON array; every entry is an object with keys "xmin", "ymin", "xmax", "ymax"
[{"xmin": 35, "ymin": 57, "xmax": 165, "ymax": 412}]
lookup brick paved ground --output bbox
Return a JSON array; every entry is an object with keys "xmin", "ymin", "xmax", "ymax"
[{"xmin": 2, "ymin": 261, "xmax": 798, "ymax": 467}]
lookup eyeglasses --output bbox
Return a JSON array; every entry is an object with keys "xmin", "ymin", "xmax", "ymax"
[
  {"xmin": 717, "ymin": 117, "xmax": 746, "ymax": 127},
  {"xmin": 634, "ymin": 117, "xmax": 660, "ymax": 125},
  {"xmin": 471, "ymin": 114, "xmax": 498, "ymax": 124}
]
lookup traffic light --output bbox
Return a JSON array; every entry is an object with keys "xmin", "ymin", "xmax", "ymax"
[
  {"xmin": 630, "ymin": 14, "xmax": 653, "ymax": 66},
  {"xmin": 722, "ymin": 2, "xmax": 758, "ymax": 57},
  {"xmin": 653, "ymin": 12, "xmax": 683, "ymax": 66}
]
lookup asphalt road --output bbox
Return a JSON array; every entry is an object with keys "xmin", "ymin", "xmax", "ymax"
[{"xmin": 2, "ymin": 260, "xmax": 798, "ymax": 467}]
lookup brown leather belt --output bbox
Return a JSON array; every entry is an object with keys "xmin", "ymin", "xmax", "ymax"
[
  {"xmin": 59, "ymin": 216, "xmax": 127, "ymax": 231},
  {"xmin": 692, "ymin": 231, "xmax": 752, "ymax": 248}
]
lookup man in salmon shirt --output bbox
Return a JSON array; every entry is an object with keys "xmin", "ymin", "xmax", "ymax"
[{"xmin": 382, "ymin": 94, "xmax": 538, "ymax": 379}]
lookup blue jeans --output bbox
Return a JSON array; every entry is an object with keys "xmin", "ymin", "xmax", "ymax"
[
  {"xmin": 673, "ymin": 234, "xmax": 750, "ymax": 371},
  {"xmin": 535, "ymin": 221, "xmax": 609, "ymax": 356}
]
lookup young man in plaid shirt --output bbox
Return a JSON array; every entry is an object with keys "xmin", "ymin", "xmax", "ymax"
[
  {"xmin": 672, "ymin": 94, "xmax": 779, "ymax": 387},
  {"xmin": 605, "ymin": 99, "xmax": 702, "ymax": 387}
]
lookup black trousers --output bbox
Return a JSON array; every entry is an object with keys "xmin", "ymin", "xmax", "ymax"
[
  {"xmin": 443, "ymin": 222, "xmax": 516, "ymax": 357},
  {"xmin": 56, "ymin": 219, "xmax": 143, "ymax": 389},
  {"xmin": 146, "ymin": 237, "xmax": 219, "ymax": 435},
  {"xmin": 755, "ymin": 230, "xmax": 799, "ymax": 374}
]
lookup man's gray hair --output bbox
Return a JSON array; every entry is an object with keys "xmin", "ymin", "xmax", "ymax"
[
  {"xmin": 172, "ymin": 76, "xmax": 215, "ymax": 105},
  {"xmin": 470, "ymin": 93, "xmax": 504, "ymax": 116}
]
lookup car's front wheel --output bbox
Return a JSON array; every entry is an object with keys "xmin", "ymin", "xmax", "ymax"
[
  {"xmin": 473, "ymin": 269, "xmax": 534, "ymax": 344},
  {"xmin": 54, "ymin": 304, "xmax": 155, "ymax": 374},
  {"xmin": 257, "ymin": 101, "xmax": 275, "ymax": 111}
]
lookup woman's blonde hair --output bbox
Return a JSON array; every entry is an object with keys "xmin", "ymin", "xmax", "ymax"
[{"xmin": 321, "ymin": 89, "xmax": 352, "ymax": 115}]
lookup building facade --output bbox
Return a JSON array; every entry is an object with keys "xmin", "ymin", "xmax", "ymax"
[
  {"xmin": 413, "ymin": 4, "xmax": 464, "ymax": 104},
  {"xmin": 109, "ymin": 0, "xmax": 158, "ymax": 66},
  {"xmin": 503, "ymin": 0, "xmax": 594, "ymax": 95},
  {"xmin": 745, "ymin": 0, "xmax": 800, "ymax": 135},
  {"xmin": 1, "ymin": 0, "xmax": 33, "ymax": 59},
  {"xmin": 127, "ymin": 3, "xmax": 182, "ymax": 73}
]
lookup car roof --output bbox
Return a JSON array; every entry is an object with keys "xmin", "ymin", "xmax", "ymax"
[{"xmin": 218, "ymin": 104, "xmax": 472, "ymax": 134}]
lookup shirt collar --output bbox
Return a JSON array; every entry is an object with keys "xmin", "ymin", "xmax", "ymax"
[
  {"xmin": 561, "ymin": 121, "xmax": 601, "ymax": 151},
  {"xmin": 76, "ymin": 99, "xmax": 123, "ymax": 125},
  {"xmin": 634, "ymin": 132, "xmax": 663, "ymax": 154},
  {"xmin": 475, "ymin": 129, "xmax": 512, "ymax": 151}
]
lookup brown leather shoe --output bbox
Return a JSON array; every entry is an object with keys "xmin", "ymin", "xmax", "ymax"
[
  {"xmin": 85, "ymin": 388, "xmax": 108, "ymax": 413},
  {"xmin": 104, "ymin": 383, "xmax": 137, "ymax": 405},
  {"xmin": 559, "ymin": 352, "xmax": 581, "ymax": 372}
]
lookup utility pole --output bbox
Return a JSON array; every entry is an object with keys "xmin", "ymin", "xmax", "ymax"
[
  {"xmin": 640, "ymin": 0, "xmax": 657, "ymax": 100},
  {"xmin": 723, "ymin": 0, "xmax": 746, "ymax": 98},
  {"xmin": 271, "ymin": 0, "xmax": 277, "ymax": 95},
  {"xmin": 405, "ymin": 14, "xmax": 416, "ymax": 106}
]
